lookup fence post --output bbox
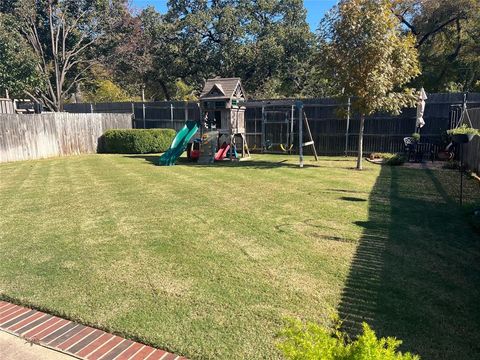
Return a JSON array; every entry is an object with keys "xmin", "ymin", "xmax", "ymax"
[
  {"xmin": 184, "ymin": 102, "xmax": 188, "ymax": 123},
  {"xmin": 261, "ymin": 105, "xmax": 265, "ymax": 153},
  {"xmin": 90, "ymin": 103, "xmax": 94, "ymax": 113},
  {"xmin": 297, "ymin": 101, "xmax": 304, "ymax": 168},
  {"xmin": 142, "ymin": 103, "xmax": 146, "ymax": 129},
  {"xmin": 131, "ymin": 103, "xmax": 135, "ymax": 128},
  {"xmin": 170, "ymin": 103, "xmax": 174, "ymax": 129},
  {"xmin": 290, "ymin": 105, "xmax": 294, "ymax": 153},
  {"xmin": 345, "ymin": 97, "xmax": 351, "ymax": 156}
]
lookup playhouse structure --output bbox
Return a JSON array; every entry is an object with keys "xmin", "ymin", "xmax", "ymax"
[
  {"xmin": 198, "ymin": 77, "xmax": 250, "ymax": 161},
  {"xmin": 159, "ymin": 77, "xmax": 316, "ymax": 167},
  {"xmin": 158, "ymin": 77, "xmax": 251, "ymax": 166}
]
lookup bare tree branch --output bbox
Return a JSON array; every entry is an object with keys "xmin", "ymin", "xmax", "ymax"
[
  {"xmin": 417, "ymin": 17, "xmax": 459, "ymax": 48},
  {"xmin": 62, "ymin": 62, "xmax": 96, "ymax": 97},
  {"xmin": 15, "ymin": 0, "xmax": 104, "ymax": 111},
  {"xmin": 394, "ymin": 11, "xmax": 418, "ymax": 35}
]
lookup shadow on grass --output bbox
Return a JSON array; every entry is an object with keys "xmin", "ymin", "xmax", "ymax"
[
  {"xmin": 124, "ymin": 155, "xmax": 321, "ymax": 169},
  {"xmin": 325, "ymin": 189, "xmax": 371, "ymax": 195},
  {"xmin": 339, "ymin": 196, "xmax": 367, "ymax": 202},
  {"xmin": 338, "ymin": 166, "xmax": 480, "ymax": 360},
  {"xmin": 125, "ymin": 155, "xmax": 159, "ymax": 165}
]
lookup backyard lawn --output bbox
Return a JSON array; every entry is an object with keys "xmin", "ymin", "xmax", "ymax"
[{"xmin": 0, "ymin": 154, "xmax": 479, "ymax": 359}]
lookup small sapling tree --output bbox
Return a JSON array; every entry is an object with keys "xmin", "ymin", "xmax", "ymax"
[{"xmin": 320, "ymin": 0, "xmax": 420, "ymax": 169}]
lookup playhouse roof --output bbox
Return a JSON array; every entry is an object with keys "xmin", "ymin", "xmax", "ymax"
[{"xmin": 200, "ymin": 77, "xmax": 245, "ymax": 100}]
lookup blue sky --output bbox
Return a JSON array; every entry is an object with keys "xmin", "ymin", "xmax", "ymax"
[{"xmin": 131, "ymin": 0, "xmax": 338, "ymax": 31}]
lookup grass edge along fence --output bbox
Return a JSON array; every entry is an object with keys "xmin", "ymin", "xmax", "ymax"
[{"xmin": 0, "ymin": 112, "xmax": 132, "ymax": 163}]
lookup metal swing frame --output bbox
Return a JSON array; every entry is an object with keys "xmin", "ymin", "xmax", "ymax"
[{"xmin": 259, "ymin": 100, "xmax": 318, "ymax": 167}]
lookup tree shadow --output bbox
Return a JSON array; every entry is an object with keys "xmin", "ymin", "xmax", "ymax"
[
  {"xmin": 124, "ymin": 155, "xmax": 321, "ymax": 169},
  {"xmin": 338, "ymin": 166, "xmax": 480, "ymax": 359},
  {"xmin": 187, "ymin": 160, "xmax": 320, "ymax": 169}
]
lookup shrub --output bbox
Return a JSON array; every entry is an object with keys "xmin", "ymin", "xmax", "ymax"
[
  {"xmin": 385, "ymin": 154, "xmax": 406, "ymax": 166},
  {"xmin": 369, "ymin": 153, "xmax": 406, "ymax": 166},
  {"xmin": 102, "ymin": 129, "xmax": 176, "ymax": 154},
  {"xmin": 411, "ymin": 133, "xmax": 420, "ymax": 142},
  {"xmin": 278, "ymin": 318, "xmax": 419, "ymax": 360}
]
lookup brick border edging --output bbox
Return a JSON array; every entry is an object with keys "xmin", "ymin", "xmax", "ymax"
[{"xmin": 0, "ymin": 301, "xmax": 187, "ymax": 360}]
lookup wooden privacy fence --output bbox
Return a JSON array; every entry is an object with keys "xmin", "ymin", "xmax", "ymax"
[
  {"xmin": 461, "ymin": 108, "xmax": 480, "ymax": 175},
  {"xmin": 0, "ymin": 98, "xmax": 14, "ymax": 114},
  {"xmin": 65, "ymin": 101, "xmax": 201, "ymax": 131},
  {"xmin": 64, "ymin": 92, "xmax": 480, "ymax": 170},
  {"xmin": 0, "ymin": 113, "xmax": 132, "ymax": 163}
]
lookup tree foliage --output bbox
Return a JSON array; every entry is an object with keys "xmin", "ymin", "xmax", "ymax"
[
  {"xmin": 2, "ymin": 0, "xmax": 127, "ymax": 110},
  {"xmin": 0, "ymin": 14, "xmax": 43, "ymax": 97},
  {"xmin": 148, "ymin": 0, "xmax": 314, "ymax": 99},
  {"xmin": 83, "ymin": 80, "xmax": 134, "ymax": 103},
  {"xmin": 320, "ymin": 0, "xmax": 420, "ymax": 169},
  {"xmin": 1, "ymin": 0, "xmax": 478, "ymax": 108},
  {"xmin": 394, "ymin": 0, "xmax": 480, "ymax": 92}
]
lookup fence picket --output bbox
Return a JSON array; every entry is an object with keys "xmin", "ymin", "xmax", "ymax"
[{"xmin": 0, "ymin": 113, "xmax": 132, "ymax": 163}]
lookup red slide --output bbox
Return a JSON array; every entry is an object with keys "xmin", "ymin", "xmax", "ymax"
[{"xmin": 215, "ymin": 142, "xmax": 230, "ymax": 161}]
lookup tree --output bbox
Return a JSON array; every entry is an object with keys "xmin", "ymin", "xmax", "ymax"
[
  {"xmin": 320, "ymin": 0, "xmax": 420, "ymax": 170},
  {"xmin": 11, "ymin": 0, "xmax": 126, "ymax": 111},
  {"xmin": 100, "ymin": 6, "xmax": 164, "ymax": 101},
  {"xmin": 394, "ymin": 0, "xmax": 480, "ymax": 91},
  {"xmin": 158, "ymin": 0, "xmax": 315, "ymax": 99},
  {"xmin": 172, "ymin": 79, "xmax": 197, "ymax": 101},
  {"xmin": 0, "ymin": 14, "xmax": 43, "ymax": 97},
  {"xmin": 235, "ymin": 0, "xmax": 314, "ymax": 97},
  {"xmin": 163, "ymin": 0, "xmax": 241, "ymax": 96},
  {"xmin": 83, "ymin": 79, "xmax": 133, "ymax": 103}
]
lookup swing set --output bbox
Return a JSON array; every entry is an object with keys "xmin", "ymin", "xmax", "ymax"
[{"xmin": 260, "ymin": 100, "xmax": 318, "ymax": 167}]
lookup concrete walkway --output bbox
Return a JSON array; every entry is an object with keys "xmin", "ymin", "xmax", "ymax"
[{"xmin": 0, "ymin": 330, "xmax": 76, "ymax": 360}]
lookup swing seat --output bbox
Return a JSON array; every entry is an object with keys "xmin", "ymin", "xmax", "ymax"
[{"xmin": 280, "ymin": 144, "xmax": 293, "ymax": 152}]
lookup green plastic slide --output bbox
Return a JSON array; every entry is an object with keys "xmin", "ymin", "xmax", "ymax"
[{"xmin": 158, "ymin": 120, "xmax": 199, "ymax": 166}]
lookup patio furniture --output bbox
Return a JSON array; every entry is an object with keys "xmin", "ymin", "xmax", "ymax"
[
  {"xmin": 414, "ymin": 142, "xmax": 434, "ymax": 163},
  {"xmin": 404, "ymin": 137, "xmax": 435, "ymax": 163},
  {"xmin": 403, "ymin": 137, "xmax": 416, "ymax": 162}
]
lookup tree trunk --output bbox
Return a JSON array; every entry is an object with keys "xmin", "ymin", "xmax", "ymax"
[
  {"xmin": 159, "ymin": 80, "xmax": 170, "ymax": 101},
  {"xmin": 356, "ymin": 114, "xmax": 365, "ymax": 170}
]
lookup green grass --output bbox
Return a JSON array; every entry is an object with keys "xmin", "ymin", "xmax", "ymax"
[{"xmin": 0, "ymin": 154, "xmax": 479, "ymax": 359}]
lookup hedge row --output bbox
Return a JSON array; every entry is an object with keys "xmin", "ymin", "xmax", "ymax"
[{"xmin": 102, "ymin": 129, "xmax": 176, "ymax": 154}]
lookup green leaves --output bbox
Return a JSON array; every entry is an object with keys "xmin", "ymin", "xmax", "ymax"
[
  {"xmin": 84, "ymin": 79, "xmax": 135, "ymax": 103},
  {"xmin": 320, "ymin": 0, "xmax": 420, "ymax": 116},
  {"xmin": 447, "ymin": 124, "xmax": 480, "ymax": 136},
  {"xmin": 146, "ymin": 0, "xmax": 314, "ymax": 99},
  {"xmin": 102, "ymin": 129, "xmax": 177, "ymax": 154},
  {"xmin": 318, "ymin": 0, "xmax": 421, "ymax": 169},
  {"xmin": 278, "ymin": 318, "xmax": 420, "ymax": 360},
  {"xmin": 397, "ymin": 0, "xmax": 480, "ymax": 91},
  {"xmin": 0, "ymin": 14, "xmax": 44, "ymax": 97}
]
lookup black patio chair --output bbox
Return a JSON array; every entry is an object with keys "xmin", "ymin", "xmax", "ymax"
[{"xmin": 403, "ymin": 137, "xmax": 416, "ymax": 162}]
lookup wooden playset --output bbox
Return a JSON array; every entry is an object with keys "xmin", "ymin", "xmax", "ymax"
[
  {"xmin": 197, "ymin": 77, "xmax": 251, "ymax": 163},
  {"xmin": 159, "ymin": 77, "xmax": 317, "ymax": 167}
]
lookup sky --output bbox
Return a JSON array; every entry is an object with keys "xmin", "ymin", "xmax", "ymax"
[{"xmin": 131, "ymin": 0, "xmax": 338, "ymax": 31}]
